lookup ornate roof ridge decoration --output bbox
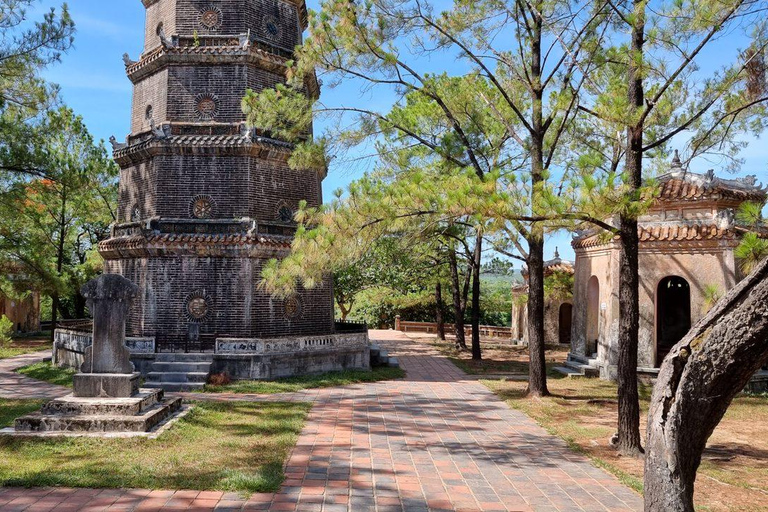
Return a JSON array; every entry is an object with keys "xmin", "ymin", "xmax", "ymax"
[
  {"xmin": 520, "ymin": 247, "xmax": 575, "ymax": 278},
  {"xmin": 651, "ymin": 155, "xmax": 767, "ymax": 202},
  {"xmin": 572, "ymin": 221, "xmax": 747, "ymax": 249},
  {"xmin": 123, "ymin": 38, "xmax": 320, "ymax": 98}
]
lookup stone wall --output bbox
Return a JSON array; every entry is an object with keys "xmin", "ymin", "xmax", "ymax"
[
  {"xmin": 53, "ymin": 328, "xmax": 155, "ymax": 369},
  {"xmin": 105, "ymin": 256, "xmax": 334, "ymax": 346},
  {"xmin": 117, "ymin": 155, "xmax": 322, "ymax": 225}
]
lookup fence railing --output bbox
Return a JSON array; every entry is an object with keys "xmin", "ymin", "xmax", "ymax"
[{"xmin": 394, "ymin": 316, "xmax": 512, "ymax": 339}]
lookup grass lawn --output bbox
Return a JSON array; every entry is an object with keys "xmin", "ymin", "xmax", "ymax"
[
  {"xmin": 15, "ymin": 361, "xmax": 76, "ymax": 387},
  {"xmin": 203, "ymin": 366, "xmax": 406, "ymax": 394},
  {"xmin": 0, "ymin": 400, "xmax": 310, "ymax": 494},
  {"xmin": 0, "ymin": 334, "xmax": 52, "ymax": 360},
  {"xmin": 484, "ymin": 377, "xmax": 768, "ymax": 512}
]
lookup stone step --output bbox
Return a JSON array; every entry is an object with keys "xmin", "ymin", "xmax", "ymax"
[
  {"xmin": 41, "ymin": 390, "xmax": 163, "ymax": 417},
  {"xmin": 15, "ymin": 397, "xmax": 182, "ymax": 433},
  {"xmin": 150, "ymin": 362, "xmax": 213, "ymax": 373},
  {"xmin": 154, "ymin": 353, "xmax": 214, "ymax": 363},
  {"xmin": 144, "ymin": 381, "xmax": 206, "ymax": 392},
  {"xmin": 146, "ymin": 372, "xmax": 209, "ymax": 383},
  {"xmin": 554, "ymin": 366, "xmax": 583, "ymax": 377},
  {"xmin": 387, "ymin": 357, "xmax": 399, "ymax": 368}
]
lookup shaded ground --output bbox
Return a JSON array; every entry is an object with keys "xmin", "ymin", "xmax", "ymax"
[
  {"xmin": 0, "ymin": 401, "xmax": 310, "ymax": 494},
  {"xmin": 202, "ymin": 366, "xmax": 406, "ymax": 394},
  {"xmin": 433, "ymin": 338, "xmax": 569, "ymax": 377},
  {"xmin": 15, "ymin": 361, "xmax": 75, "ymax": 387},
  {"xmin": 0, "ymin": 335, "xmax": 51, "ymax": 360},
  {"xmin": 0, "ymin": 332, "xmax": 642, "ymax": 511},
  {"xmin": 461, "ymin": 352, "xmax": 768, "ymax": 512}
]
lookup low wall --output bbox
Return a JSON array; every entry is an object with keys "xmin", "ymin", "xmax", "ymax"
[
  {"xmin": 53, "ymin": 328, "xmax": 155, "ymax": 369},
  {"xmin": 53, "ymin": 329, "xmax": 371, "ymax": 380},
  {"xmin": 395, "ymin": 318, "xmax": 513, "ymax": 340}
]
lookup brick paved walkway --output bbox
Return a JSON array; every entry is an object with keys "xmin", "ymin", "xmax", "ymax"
[
  {"xmin": 0, "ymin": 332, "xmax": 643, "ymax": 511},
  {"xmin": 0, "ymin": 351, "xmax": 70, "ymax": 400}
]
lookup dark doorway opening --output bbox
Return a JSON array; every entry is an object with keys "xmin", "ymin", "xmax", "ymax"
[
  {"xmin": 559, "ymin": 303, "xmax": 573, "ymax": 345},
  {"xmin": 586, "ymin": 276, "xmax": 600, "ymax": 355},
  {"xmin": 656, "ymin": 276, "xmax": 691, "ymax": 367}
]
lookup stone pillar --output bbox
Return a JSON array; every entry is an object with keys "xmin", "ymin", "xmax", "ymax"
[
  {"xmin": 395, "ymin": 315, "xmax": 401, "ymax": 331},
  {"xmin": 74, "ymin": 274, "xmax": 141, "ymax": 398}
]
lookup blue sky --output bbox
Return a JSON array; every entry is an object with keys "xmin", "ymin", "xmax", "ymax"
[{"xmin": 35, "ymin": 1, "xmax": 768, "ymax": 263}]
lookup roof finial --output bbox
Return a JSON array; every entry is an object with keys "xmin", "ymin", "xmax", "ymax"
[
  {"xmin": 672, "ymin": 149, "xmax": 682, "ymax": 169},
  {"xmin": 554, "ymin": 247, "xmax": 560, "ymax": 259}
]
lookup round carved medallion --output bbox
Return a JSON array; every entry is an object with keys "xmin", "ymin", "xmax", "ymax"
[
  {"xmin": 263, "ymin": 15, "xmax": 281, "ymax": 39},
  {"xmin": 199, "ymin": 6, "xmax": 223, "ymax": 30},
  {"xmin": 185, "ymin": 291, "xmax": 212, "ymax": 322},
  {"xmin": 194, "ymin": 93, "xmax": 219, "ymax": 121},
  {"xmin": 278, "ymin": 205, "xmax": 294, "ymax": 223},
  {"xmin": 284, "ymin": 296, "xmax": 302, "ymax": 320},
  {"xmin": 191, "ymin": 195, "xmax": 214, "ymax": 219}
]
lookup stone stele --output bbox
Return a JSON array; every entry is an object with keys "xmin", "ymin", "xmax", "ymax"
[{"xmin": 74, "ymin": 274, "xmax": 141, "ymax": 398}]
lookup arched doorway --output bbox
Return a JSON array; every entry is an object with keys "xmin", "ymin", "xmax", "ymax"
[
  {"xmin": 559, "ymin": 303, "xmax": 573, "ymax": 344},
  {"xmin": 586, "ymin": 276, "xmax": 600, "ymax": 355},
  {"xmin": 656, "ymin": 276, "xmax": 691, "ymax": 367}
]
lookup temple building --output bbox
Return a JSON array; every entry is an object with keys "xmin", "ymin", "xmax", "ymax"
[
  {"xmin": 510, "ymin": 250, "xmax": 574, "ymax": 346},
  {"xmin": 569, "ymin": 161, "xmax": 766, "ymax": 380},
  {"xmin": 0, "ymin": 264, "xmax": 41, "ymax": 334},
  {"xmin": 53, "ymin": 0, "xmax": 369, "ymax": 388},
  {"xmin": 511, "ymin": 160, "xmax": 767, "ymax": 385}
]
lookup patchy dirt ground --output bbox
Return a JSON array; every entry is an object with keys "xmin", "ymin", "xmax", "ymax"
[{"xmin": 419, "ymin": 334, "xmax": 768, "ymax": 511}]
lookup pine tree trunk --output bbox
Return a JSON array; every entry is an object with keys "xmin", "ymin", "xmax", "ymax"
[
  {"xmin": 435, "ymin": 282, "xmax": 446, "ymax": 341},
  {"xmin": 449, "ymin": 250, "xmax": 467, "ymax": 350},
  {"xmin": 526, "ymin": 236, "xmax": 549, "ymax": 397},
  {"xmin": 49, "ymin": 293, "xmax": 59, "ymax": 343},
  {"xmin": 644, "ymin": 257, "xmax": 768, "ymax": 511},
  {"xmin": 616, "ymin": 0, "xmax": 646, "ymax": 456},
  {"xmin": 470, "ymin": 234, "xmax": 482, "ymax": 360},
  {"xmin": 524, "ymin": 9, "xmax": 548, "ymax": 397}
]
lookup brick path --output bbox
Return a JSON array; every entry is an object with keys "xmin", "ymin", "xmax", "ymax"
[
  {"xmin": 0, "ymin": 351, "xmax": 70, "ymax": 400},
  {"xmin": 0, "ymin": 332, "xmax": 643, "ymax": 511}
]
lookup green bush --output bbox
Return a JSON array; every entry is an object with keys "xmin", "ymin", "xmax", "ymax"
[{"xmin": 0, "ymin": 315, "xmax": 13, "ymax": 347}]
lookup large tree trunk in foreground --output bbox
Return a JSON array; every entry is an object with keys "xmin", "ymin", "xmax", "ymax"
[
  {"xmin": 435, "ymin": 282, "xmax": 446, "ymax": 341},
  {"xmin": 526, "ymin": 235, "xmax": 549, "ymax": 397},
  {"xmin": 645, "ymin": 257, "xmax": 768, "ymax": 512},
  {"xmin": 449, "ymin": 250, "xmax": 467, "ymax": 350},
  {"xmin": 616, "ymin": 0, "xmax": 645, "ymax": 456}
]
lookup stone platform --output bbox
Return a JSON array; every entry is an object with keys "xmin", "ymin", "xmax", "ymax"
[{"xmin": 6, "ymin": 389, "xmax": 184, "ymax": 437}]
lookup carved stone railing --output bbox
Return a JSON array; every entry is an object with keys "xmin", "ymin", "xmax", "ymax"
[
  {"xmin": 216, "ymin": 332, "xmax": 369, "ymax": 355},
  {"xmin": 53, "ymin": 329, "xmax": 155, "ymax": 368}
]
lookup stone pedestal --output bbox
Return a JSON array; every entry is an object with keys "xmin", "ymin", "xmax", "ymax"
[
  {"xmin": 73, "ymin": 372, "xmax": 141, "ymax": 398},
  {"xmin": 77, "ymin": 274, "xmax": 139, "ymax": 398}
]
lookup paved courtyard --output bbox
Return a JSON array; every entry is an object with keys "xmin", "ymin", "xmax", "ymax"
[{"xmin": 0, "ymin": 331, "xmax": 642, "ymax": 511}]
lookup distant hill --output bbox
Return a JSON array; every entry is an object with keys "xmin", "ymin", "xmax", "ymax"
[{"xmin": 481, "ymin": 271, "xmax": 523, "ymax": 286}]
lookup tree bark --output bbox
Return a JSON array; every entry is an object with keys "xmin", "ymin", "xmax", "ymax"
[
  {"xmin": 616, "ymin": 0, "xmax": 646, "ymax": 456},
  {"xmin": 644, "ymin": 257, "xmax": 768, "ymax": 511},
  {"xmin": 449, "ymin": 249, "xmax": 467, "ymax": 350},
  {"xmin": 526, "ymin": 235, "xmax": 549, "ymax": 396},
  {"xmin": 470, "ymin": 233, "xmax": 482, "ymax": 360},
  {"xmin": 524, "ymin": 7, "xmax": 549, "ymax": 397},
  {"xmin": 435, "ymin": 281, "xmax": 446, "ymax": 341}
]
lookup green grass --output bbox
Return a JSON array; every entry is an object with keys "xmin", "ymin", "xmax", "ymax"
[
  {"xmin": 0, "ymin": 399, "xmax": 45, "ymax": 428},
  {"xmin": 203, "ymin": 366, "xmax": 406, "ymax": 394},
  {"xmin": 0, "ymin": 400, "xmax": 310, "ymax": 493},
  {"xmin": 15, "ymin": 361, "xmax": 76, "ymax": 387},
  {"xmin": 0, "ymin": 340, "xmax": 52, "ymax": 360}
]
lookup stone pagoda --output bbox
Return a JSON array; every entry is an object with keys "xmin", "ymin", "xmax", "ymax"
[{"xmin": 86, "ymin": 0, "xmax": 370, "ymax": 388}]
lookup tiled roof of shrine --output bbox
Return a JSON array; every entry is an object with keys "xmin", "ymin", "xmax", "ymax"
[{"xmin": 655, "ymin": 155, "xmax": 766, "ymax": 203}]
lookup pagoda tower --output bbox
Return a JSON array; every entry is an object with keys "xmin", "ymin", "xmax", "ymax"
[{"xmin": 99, "ymin": 0, "xmax": 346, "ymax": 363}]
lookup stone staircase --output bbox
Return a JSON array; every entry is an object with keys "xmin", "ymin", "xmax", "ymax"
[
  {"xmin": 370, "ymin": 344, "xmax": 400, "ymax": 369},
  {"xmin": 13, "ymin": 389, "xmax": 181, "ymax": 434},
  {"xmin": 144, "ymin": 354, "xmax": 214, "ymax": 392},
  {"xmin": 554, "ymin": 353, "xmax": 599, "ymax": 378}
]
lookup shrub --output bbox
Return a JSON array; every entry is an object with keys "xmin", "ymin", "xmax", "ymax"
[
  {"xmin": 208, "ymin": 372, "xmax": 232, "ymax": 386},
  {"xmin": 0, "ymin": 315, "xmax": 14, "ymax": 348}
]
